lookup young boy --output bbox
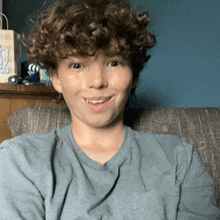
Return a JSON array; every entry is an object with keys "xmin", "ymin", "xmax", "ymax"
[{"xmin": 1, "ymin": 0, "xmax": 219, "ymax": 219}]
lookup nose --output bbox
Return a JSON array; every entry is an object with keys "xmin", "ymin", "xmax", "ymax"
[{"xmin": 85, "ymin": 64, "xmax": 108, "ymax": 89}]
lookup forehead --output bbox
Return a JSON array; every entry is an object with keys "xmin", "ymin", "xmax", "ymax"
[
  {"xmin": 61, "ymin": 38, "xmax": 127, "ymax": 58},
  {"xmin": 62, "ymin": 50, "xmax": 126, "ymax": 61}
]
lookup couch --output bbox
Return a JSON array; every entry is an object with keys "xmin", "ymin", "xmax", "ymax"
[{"xmin": 8, "ymin": 106, "xmax": 220, "ymax": 207}]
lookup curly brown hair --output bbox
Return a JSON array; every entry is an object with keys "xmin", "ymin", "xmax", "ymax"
[{"xmin": 28, "ymin": 0, "xmax": 156, "ymax": 94}]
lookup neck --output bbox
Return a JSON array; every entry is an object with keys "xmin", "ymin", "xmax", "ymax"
[{"xmin": 71, "ymin": 116, "xmax": 125, "ymax": 150}]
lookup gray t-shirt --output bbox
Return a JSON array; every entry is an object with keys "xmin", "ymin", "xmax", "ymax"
[{"xmin": 0, "ymin": 125, "xmax": 220, "ymax": 219}]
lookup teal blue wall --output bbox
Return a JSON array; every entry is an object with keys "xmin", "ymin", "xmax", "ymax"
[
  {"xmin": 3, "ymin": 0, "xmax": 45, "ymax": 33},
  {"xmin": 131, "ymin": 0, "xmax": 220, "ymax": 108},
  {"xmin": 4, "ymin": 0, "xmax": 220, "ymax": 107}
]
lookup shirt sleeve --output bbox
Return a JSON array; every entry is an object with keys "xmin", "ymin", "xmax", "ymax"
[
  {"xmin": 0, "ymin": 141, "xmax": 45, "ymax": 220},
  {"xmin": 177, "ymin": 141, "xmax": 220, "ymax": 219}
]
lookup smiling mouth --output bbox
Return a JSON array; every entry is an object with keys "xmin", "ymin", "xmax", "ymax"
[{"xmin": 84, "ymin": 97, "xmax": 111, "ymax": 105}]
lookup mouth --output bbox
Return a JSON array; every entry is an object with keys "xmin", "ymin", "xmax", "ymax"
[
  {"xmin": 84, "ymin": 97, "xmax": 112, "ymax": 105},
  {"xmin": 84, "ymin": 96, "xmax": 112, "ymax": 111}
]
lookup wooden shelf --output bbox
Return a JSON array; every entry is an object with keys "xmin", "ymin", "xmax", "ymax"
[
  {"xmin": 0, "ymin": 83, "xmax": 67, "ymax": 142},
  {"xmin": 0, "ymin": 83, "xmax": 60, "ymax": 100}
]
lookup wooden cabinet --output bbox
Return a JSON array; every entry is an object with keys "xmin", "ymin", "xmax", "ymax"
[{"xmin": 0, "ymin": 83, "xmax": 67, "ymax": 143}]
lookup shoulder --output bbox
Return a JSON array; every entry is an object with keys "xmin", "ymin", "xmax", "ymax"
[
  {"xmin": 1, "ymin": 130, "xmax": 56, "ymax": 161},
  {"xmin": 1, "ymin": 124, "xmax": 71, "ymax": 152},
  {"xmin": 0, "ymin": 124, "xmax": 71, "ymax": 175},
  {"xmin": 129, "ymin": 128, "xmax": 208, "ymax": 184},
  {"xmin": 131, "ymin": 128, "xmax": 193, "ymax": 153},
  {"xmin": 0, "ymin": 124, "xmax": 72, "ymax": 199},
  {"xmin": 130, "ymin": 127, "xmax": 195, "ymax": 171}
]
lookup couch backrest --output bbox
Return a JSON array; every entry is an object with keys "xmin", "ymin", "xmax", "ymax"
[{"xmin": 8, "ymin": 107, "xmax": 220, "ymax": 205}]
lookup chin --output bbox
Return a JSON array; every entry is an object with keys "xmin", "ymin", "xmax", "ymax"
[{"xmin": 88, "ymin": 111, "xmax": 124, "ymax": 129}]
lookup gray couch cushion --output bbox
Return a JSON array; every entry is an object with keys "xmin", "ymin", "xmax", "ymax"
[
  {"xmin": 8, "ymin": 107, "xmax": 220, "ymax": 205},
  {"xmin": 8, "ymin": 107, "xmax": 72, "ymax": 136}
]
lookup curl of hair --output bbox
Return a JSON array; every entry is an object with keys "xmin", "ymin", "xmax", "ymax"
[{"xmin": 28, "ymin": 0, "xmax": 156, "ymax": 93}]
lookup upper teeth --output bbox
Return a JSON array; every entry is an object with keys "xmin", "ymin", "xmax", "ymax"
[{"xmin": 85, "ymin": 98, "xmax": 110, "ymax": 104}]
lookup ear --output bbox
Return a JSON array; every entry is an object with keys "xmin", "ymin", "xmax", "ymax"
[
  {"xmin": 132, "ymin": 77, "xmax": 139, "ymax": 89},
  {"xmin": 50, "ymin": 73, "xmax": 63, "ymax": 94}
]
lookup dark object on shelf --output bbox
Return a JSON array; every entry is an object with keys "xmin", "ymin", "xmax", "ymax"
[
  {"xmin": 8, "ymin": 72, "xmax": 39, "ymax": 85},
  {"xmin": 9, "ymin": 62, "xmax": 52, "ymax": 86},
  {"xmin": 8, "ymin": 75, "xmax": 22, "ymax": 84}
]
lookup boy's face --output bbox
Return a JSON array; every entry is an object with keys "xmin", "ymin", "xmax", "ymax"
[{"xmin": 51, "ymin": 51, "xmax": 134, "ymax": 129}]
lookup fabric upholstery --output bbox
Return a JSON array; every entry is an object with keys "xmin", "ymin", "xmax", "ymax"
[
  {"xmin": 8, "ymin": 107, "xmax": 220, "ymax": 206},
  {"xmin": 8, "ymin": 107, "xmax": 72, "ymax": 136}
]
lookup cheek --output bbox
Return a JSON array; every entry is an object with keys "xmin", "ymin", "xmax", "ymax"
[
  {"xmin": 111, "ymin": 70, "xmax": 133, "ymax": 92},
  {"xmin": 60, "ymin": 76, "xmax": 81, "ymax": 94}
]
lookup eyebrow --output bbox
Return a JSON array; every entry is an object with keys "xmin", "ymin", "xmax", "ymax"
[{"xmin": 66, "ymin": 53, "xmax": 124, "ymax": 60}]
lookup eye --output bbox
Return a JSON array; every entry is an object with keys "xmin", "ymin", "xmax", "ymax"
[
  {"xmin": 107, "ymin": 60, "xmax": 121, "ymax": 67},
  {"xmin": 70, "ymin": 63, "xmax": 83, "ymax": 69}
]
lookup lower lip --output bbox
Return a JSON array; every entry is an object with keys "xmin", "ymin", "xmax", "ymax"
[{"xmin": 85, "ymin": 99, "xmax": 111, "ymax": 111}]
